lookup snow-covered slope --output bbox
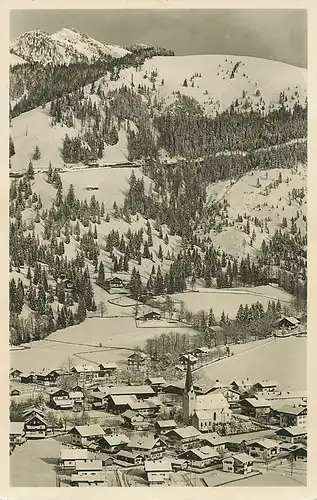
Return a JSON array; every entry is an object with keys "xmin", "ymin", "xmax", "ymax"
[
  {"xmin": 10, "ymin": 28, "xmax": 130, "ymax": 66},
  {"xmin": 10, "ymin": 52, "xmax": 27, "ymax": 66}
]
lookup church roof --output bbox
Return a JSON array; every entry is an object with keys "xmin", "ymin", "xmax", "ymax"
[{"xmin": 196, "ymin": 393, "xmax": 230, "ymax": 411}]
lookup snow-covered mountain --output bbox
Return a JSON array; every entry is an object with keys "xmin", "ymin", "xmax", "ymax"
[{"xmin": 10, "ymin": 28, "xmax": 130, "ymax": 66}]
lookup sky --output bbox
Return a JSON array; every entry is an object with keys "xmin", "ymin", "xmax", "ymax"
[{"xmin": 10, "ymin": 9, "xmax": 307, "ymax": 68}]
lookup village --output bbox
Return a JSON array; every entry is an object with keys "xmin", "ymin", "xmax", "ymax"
[{"xmin": 10, "ymin": 315, "xmax": 307, "ymax": 487}]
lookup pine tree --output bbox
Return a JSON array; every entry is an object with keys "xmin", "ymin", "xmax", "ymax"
[
  {"xmin": 32, "ymin": 145, "xmax": 41, "ymax": 161},
  {"xmin": 27, "ymin": 160, "xmax": 34, "ymax": 180},
  {"xmin": 9, "ymin": 136, "xmax": 15, "ymax": 157},
  {"xmin": 158, "ymin": 244, "xmax": 163, "ymax": 261}
]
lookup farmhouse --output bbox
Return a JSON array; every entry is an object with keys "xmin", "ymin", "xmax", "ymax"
[
  {"xmin": 69, "ymin": 391, "xmax": 84, "ymax": 408},
  {"xmin": 71, "ymin": 365, "xmax": 97, "ymax": 379},
  {"xmin": 145, "ymin": 460, "xmax": 172, "ymax": 485},
  {"xmin": 49, "ymin": 388, "xmax": 69, "ymax": 406},
  {"xmin": 239, "ymin": 398, "xmax": 271, "ymax": 418},
  {"xmin": 69, "ymin": 425, "xmax": 105, "ymax": 447},
  {"xmin": 35, "ymin": 369, "xmax": 60, "ymax": 386},
  {"xmin": 115, "ymin": 450, "xmax": 144, "ymax": 466},
  {"xmin": 275, "ymin": 404, "xmax": 307, "ymax": 428},
  {"xmin": 24, "ymin": 413, "xmax": 48, "ymax": 439},
  {"xmin": 292, "ymin": 446, "xmax": 307, "ymax": 462},
  {"xmin": 20, "ymin": 373, "xmax": 35, "ymax": 384},
  {"xmin": 141, "ymin": 311, "xmax": 162, "ymax": 321},
  {"xmin": 222, "ymin": 453, "xmax": 254, "ymax": 474},
  {"xmin": 121, "ymin": 410, "xmax": 150, "ymax": 431},
  {"xmin": 22, "ymin": 407, "xmax": 46, "ymax": 421},
  {"xmin": 10, "ymin": 369, "xmax": 22, "ymax": 381},
  {"xmin": 98, "ymin": 434, "xmax": 130, "ymax": 454},
  {"xmin": 91, "ymin": 392, "xmax": 108, "ymax": 409},
  {"xmin": 53, "ymin": 397, "xmax": 74, "ymax": 410},
  {"xmin": 127, "ymin": 352, "xmax": 148, "ymax": 368},
  {"xmin": 107, "ymin": 395, "xmax": 138, "ymax": 414},
  {"xmin": 59, "ymin": 449, "xmax": 89, "ymax": 470},
  {"xmin": 179, "ymin": 446, "xmax": 221, "ymax": 469},
  {"xmin": 275, "ymin": 316, "xmax": 300, "ymax": 329},
  {"xmin": 275, "ymin": 426, "xmax": 307, "ymax": 444},
  {"xmin": 165, "ymin": 426, "xmax": 202, "ymax": 450},
  {"xmin": 230, "ymin": 378, "xmax": 254, "ymax": 394},
  {"xmin": 246, "ymin": 438, "xmax": 280, "ymax": 460},
  {"xmin": 127, "ymin": 399, "xmax": 159, "ymax": 417},
  {"xmin": 105, "ymin": 276, "xmax": 124, "ymax": 288},
  {"xmin": 155, "ymin": 420, "xmax": 177, "ymax": 435},
  {"xmin": 127, "ymin": 436, "xmax": 167, "ymax": 460},
  {"xmin": 252, "ymin": 380, "xmax": 278, "ymax": 393},
  {"xmin": 193, "ymin": 347, "xmax": 211, "ymax": 357},
  {"xmin": 201, "ymin": 432, "xmax": 228, "ymax": 451},
  {"xmin": 98, "ymin": 363, "xmax": 118, "ymax": 377},
  {"xmin": 10, "ymin": 422, "xmax": 26, "ymax": 446},
  {"xmin": 145, "ymin": 376, "xmax": 166, "ymax": 393}
]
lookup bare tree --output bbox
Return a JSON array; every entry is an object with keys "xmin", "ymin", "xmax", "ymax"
[{"xmin": 98, "ymin": 301, "xmax": 107, "ymax": 318}]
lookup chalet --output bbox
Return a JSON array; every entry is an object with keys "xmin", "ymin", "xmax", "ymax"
[
  {"xmin": 155, "ymin": 420, "xmax": 177, "ymax": 435},
  {"xmin": 49, "ymin": 388, "xmax": 69, "ymax": 406},
  {"xmin": 10, "ymin": 369, "xmax": 22, "ymax": 381},
  {"xmin": 275, "ymin": 404, "xmax": 307, "ymax": 428},
  {"xmin": 145, "ymin": 460, "xmax": 172, "ymax": 486},
  {"xmin": 193, "ymin": 347, "xmax": 211, "ymax": 357},
  {"xmin": 275, "ymin": 316, "xmax": 300, "ymax": 329},
  {"xmin": 115, "ymin": 450, "xmax": 144, "ymax": 466},
  {"xmin": 85, "ymin": 185, "xmax": 99, "ymax": 191},
  {"xmin": 22, "ymin": 407, "xmax": 46, "ymax": 421},
  {"xmin": 252, "ymin": 380, "xmax": 278, "ymax": 393},
  {"xmin": 59, "ymin": 449, "xmax": 89, "ymax": 470},
  {"xmin": 105, "ymin": 276, "xmax": 124, "ymax": 288},
  {"xmin": 107, "ymin": 395, "xmax": 138, "ymax": 414},
  {"xmin": 223, "ymin": 453, "xmax": 254, "ymax": 474},
  {"xmin": 20, "ymin": 373, "xmax": 35, "ymax": 384},
  {"xmin": 69, "ymin": 391, "xmax": 84, "ymax": 408},
  {"xmin": 71, "ymin": 365, "xmax": 97, "ymax": 379},
  {"xmin": 194, "ymin": 378, "xmax": 222, "ymax": 395},
  {"xmin": 127, "ymin": 399, "xmax": 159, "ymax": 417},
  {"xmin": 69, "ymin": 425, "xmax": 105, "ymax": 447},
  {"xmin": 91, "ymin": 391, "xmax": 107, "ymax": 410},
  {"xmin": 127, "ymin": 436, "xmax": 167, "ymax": 461},
  {"xmin": 121, "ymin": 410, "xmax": 150, "ymax": 431},
  {"xmin": 179, "ymin": 446, "xmax": 221, "ymax": 469},
  {"xmin": 145, "ymin": 376, "xmax": 166, "ymax": 393},
  {"xmin": 24, "ymin": 413, "xmax": 48, "ymax": 439},
  {"xmin": 275, "ymin": 426, "xmax": 307, "ymax": 444},
  {"xmin": 72, "ymin": 384, "xmax": 84, "ymax": 393},
  {"xmin": 165, "ymin": 426, "xmax": 202, "ymax": 451},
  {"xmin": 10, "ymin": 389, "xmax": 21, "ymax": 396},
  {"xmin": 98, "ymin": 363, "xmax": 117, "ymax": 377},
  {"xmin": 230, "ymin": 378, "xmax": 253, "ymax": 394},
  {"xmin": 142, "ymin": 311, "xmax": 161, "ymax": 321},
  {"xmin": 53, "ymin": 397, "xmax": 74, "ymax": 410},
  {"xmin": 98, "ymin": 434, "xmax": 130, "ymax": 454},
  {"xmin": 246, "ymin": 438, "xmax": 280, "ymax": 460},
  {"xmin": 75, "ymin": 459, "xmax": 103, "ymax": 475},
  {"xmin": 10, "ymin": 422, "xmax": 26, "ymax": 446},
  {"xmin": 71, "ymin": 474, "xmax": 105, "ymax": 486},
  {"xmin": 239, "ymin": 398, "xmax": 271, "ymax": 418},
  {"xmin": 35, "ymin": 369, "xmax": 60, "ymax": 386},
  {"xmin": 201, "ymin": 432, "xmax": 227, "ymax": 451},
  {"xmin": 179, "ymin": 353, "xmax": 198, "ymax": 366},
  {"xmin": 127, "ymin": 352, "xmax": 148, "ymax": 368}
]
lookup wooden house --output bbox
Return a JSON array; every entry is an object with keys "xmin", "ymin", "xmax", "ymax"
[
  {"xmin": 179, "ymin": 446, "xmax": 221, "ymax": 469},
  {"xmin": 71, "ymin": 473, "xmax": 105, "ymax": 486},
  {"xmin": 35, "ymin": 369, "xmax": 60, "ymax": 386},
  {"xmin": 275, "ymin": 426, "xmax": 307, "ymax": 444},
  {"xmin": 59, "ymin": 448, "xmax": 89, "ymax": 470},
  {"xmin": 127, "ymin": 352, "xmax": 148, "ymax": 368},
  {"xmin": 68, "ymin": 425, "xmax": 105, "ymax": 447},
  {"xmin": 145, "ymin": 460, "xmax": 172, "ymax": 485},
  {"xmin": 142, "ymin": 311, "xmax": 161, "ymax": 321},
  {"xmin": 165, "ymin": 426, "xmax": 202, "ymax": 451},
  {"xmin": 75, "ymin": 459, "xmax": 103, "ymax": 475},
  {"xmin": 275, "ymin": 404, "xmax": 307, "ymax": 428},
  {"xmin": 121, "ymin": 410, "xmax": 150, "ymax": 431},
  {"xmin": 154, "ymin": 420, "xmax": 177, "ymax": 435},
  {"xmin": 98, "ymin": 434, "xmax": 130, "ymax": 454},
  {"xmin": 145, "ymin": 376, "xmax": 166, "ymax": 393},
  {"xmin": 179, "ymin": 353, "xmax": 198, "ymax": 366},
  {"xmin": 115, "ymin": 450, "xmax": 144, "ymax": 466},
  {"xmin": 246, "ymin": 438, "xmax": 280, "ymax": 460},
  {"xmin": 10, "ymin": 422, "xmax": 26, "ymax": 446},
  {"xmin": 252, "ymin": 380, "xmax": 278, "ymax": 393},
  {"xmin": 239, "ymin": 398, "xmax": 271, "ymax": 418},
  {"xmin": 127, "ymin": 436, "xmax": 167, "ymax": 461},
  {"xmin": 10, "ymin": 369, "xmax": 22, "ymax": 381},
  {"xmin": 98, "ymin": 363, "xmax": 117, "ymax": 377},
  {"xmin": 24, "ymin": 413, "xmax": 48, "ymax": 439}
]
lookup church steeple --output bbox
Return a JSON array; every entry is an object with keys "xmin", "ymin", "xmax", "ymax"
[{"xmin": 183, "ymin": 357, "xmax": 196, "ymax": 424}]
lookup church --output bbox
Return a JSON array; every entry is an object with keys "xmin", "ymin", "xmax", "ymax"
[{"xmin": 183, "ymin": 359, "xmax": 232, "ymax": 432}]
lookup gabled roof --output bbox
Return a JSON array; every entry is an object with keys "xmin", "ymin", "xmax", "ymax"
[
  {"xmin": 116, "ymin": 450, "xmax": 143, "ymax": 460},
  {"xmin": 276, "ymin": 404, "xmax": 307, "ymax": 416},
  {"xmin": 180, "ymin": 446, "xmax": 219, "ymax": 461},
  {"xmin": 128, "ymin": 399, "xmax": 158, "ymax": 411},
  {"xmin": 202, "ymin": 432, "xmax": 228, "ymax": 447},
  {"xmin": 146, "ymin": 377, "xmax": 166, "ymax": 385},
  {"xmin": 156, "ymin": 420, "xmax": 177, "ymax": 429},
  {"xmin": 69, "ymin": 391, "xmax": 84, "ymax": 399},
  {"xmin": 99, "ymin": 363, "xmax": 118, "ymax": 370},
  {"xmin": 248, "ymin": 438, "xmax": 279, "ymax": 449},
  {"xmin": 180, "ymin": 353, "xmax": 198, "ymax": 362},
  {"xmin": 276, "ymin": 316, "xmax": 299, "ymax": 325},
  {"xmin": 241, "ymin": 397, "xmax": 271, "ymax": 408},
  {"xmin": 196, "ymin": 393, "xmax": 230, "ymax": 411},
  {"xmin": 128, "ymin": 352, "xmax": 147, "ymax": 360},
  {"xmin": 128, "ymin": 436, "xmax": 165, "ymax": 451},
  {"xmin": 60, "ymin": 448, "xmax": 89, "ymax": 461},
  {"xmin": 24, "ymin": 413, "xmax": 47, "ymax": 425},
  {"xmin": 254, "ymin": 380, "xmax": 278, "ymax": 388},
  {"xmin": 110, "ymin": 395, "xmax": 138, "ymax": 406},
  {"xmin": 108, "ymin": 385, "xmax": 155, "ymax": 396},
  {"xmin": 70, "ymin": 425, "xmax": 105, "ymax": 437},
  {"xmin": 121, "ymin": 409, "xmax": 139, "ymax": 419},
  {"xmin": 276, "ymin": 426, "xmax": 307, "ymax": 437},
  {"xmin": 145, "ymin": 460, "xmax": 172, "ymax": 472},
  {"xmin": 72, "ymin": 364, "xmax": 96, "ymax": 373},
  {"xmin": 10, "ymin": 422, "xmax": 25, "ymax": 435},
  {"xmin": 53, "ymin": 398, "xmax": 74, "ymax": 407},
  {"xmin": 101, "ymin": 434, "xmax": 130, "ymax": 447},
  {"xmin": 167, "ymin": 426, "xmax": 201, "ymax": 440},
  {"xmin": 233, "ymin": 453, "xmax": 254, "ymax": 463}
]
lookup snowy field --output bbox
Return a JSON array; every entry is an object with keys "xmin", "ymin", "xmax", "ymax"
[
  {"xmin": 199, "ymin": 336, "xmax": 306, "ymax": 391},
  {"xmin": 10, "ymin": 316, "xmax": 198, "ymax": 372},
  {"xmin": 173, "ymin": 285, "xmax": 293, "ymax": 319}
]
